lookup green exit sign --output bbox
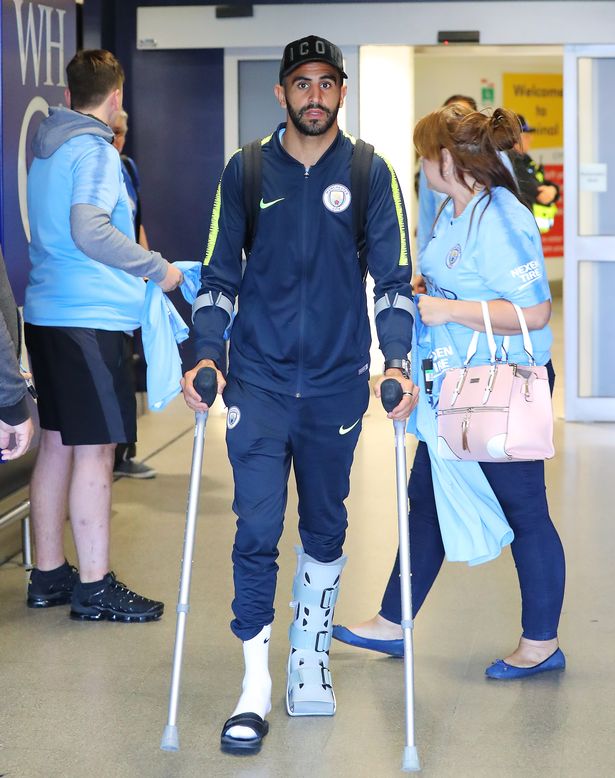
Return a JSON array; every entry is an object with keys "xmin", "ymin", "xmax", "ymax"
[{"xmin": 482, "ymin": 86, "xmax": 495, "ymax": 104}]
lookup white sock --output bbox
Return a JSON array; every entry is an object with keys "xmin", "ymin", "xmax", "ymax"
[{"xmin": 226, "ymin": 624, "xmax": 272, "ymax": 740}]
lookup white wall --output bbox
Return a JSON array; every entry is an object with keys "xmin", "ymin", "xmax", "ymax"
[
  {"xmin": 360, "ymin": 46, "xmax": 414, "ymax": 208},
  {"xmin": 137, "ymin": 3, "xmax": 615, "ymax": 50},
  {"xmin": 359, "ymin": 46, "xmax": 414, "ymax": 373}
]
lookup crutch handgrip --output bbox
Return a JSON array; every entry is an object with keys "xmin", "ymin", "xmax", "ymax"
[
  {"xmin": 381, "ymin": 378, "xmax": 403, "ymax": 413},
  {"xmin": 194, "ymin": 367, "xmax": 218, "ymax": 407}
]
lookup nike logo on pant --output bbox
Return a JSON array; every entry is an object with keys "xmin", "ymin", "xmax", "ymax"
[
  {"xmin": 339, "ymin": 419, "xmax": 360, "ymax": 435},
  {"xmin": 259, "ymin": 197, "xmax": 284, "ymax": 209}
]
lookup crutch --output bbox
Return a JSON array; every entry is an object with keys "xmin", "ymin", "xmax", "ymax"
[
  {"xmin": 161, "ymin": 367, "xmax": 218, "ymax": 752},
  {"xmin": 381, "ymin": 379, "xmax": 421, "ymax": 772}
]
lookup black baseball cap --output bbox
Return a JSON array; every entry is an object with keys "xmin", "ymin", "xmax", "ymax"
[
  {"xmin": 279, "ymin": 35, "xmax": 348, "ymax": 83},
  {"xmin": 517, "ymin": 114, "xmax": 535, "ymax": 133}
]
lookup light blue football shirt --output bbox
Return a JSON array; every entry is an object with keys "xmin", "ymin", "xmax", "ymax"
[
  {"xmin": 417, "ymin": 152, "xmax": 516, "ymax": 265},
  {"xmin": 25, "ymin": 134, "xmax": 146, "ymax": 331},
  {"xmin": 420, "ymin": 186, "xmax": 552, "ymax": 366}
]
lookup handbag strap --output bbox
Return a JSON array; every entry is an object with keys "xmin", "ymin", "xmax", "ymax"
[
  {"xmin": 497, "ymin": 306, "xmax": 537, "ymax": 364},
  {"xmin": 463, "ymin": 301, "xmax": 537, "ymax": 366},
  {"xmin": 464, "ymin": 331, "xmax": 479, "ymax": 365},
  {"xmin": 464, "ymin": 300, "xmax": 497, "ymax": 365},
  {"xmin": 481, "ymin": 300, "xmax": 498, "ymax": 363},
  {"xmin": 511, "ymin": 303, "xmax": 536, "ymax": 365},
  {"xmin": 501, "ymin": 335, "xmax": 510, "ymax": 361}
]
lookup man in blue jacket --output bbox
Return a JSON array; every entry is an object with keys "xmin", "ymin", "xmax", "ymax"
[{"xmin": 182, "ymin": 35, "xmax": 418, "ymax": 754}]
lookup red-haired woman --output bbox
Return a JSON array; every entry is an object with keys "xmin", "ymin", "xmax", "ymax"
[{"xmin": 334, "ymin": 105, "xmax": 565, "ymax": 680}]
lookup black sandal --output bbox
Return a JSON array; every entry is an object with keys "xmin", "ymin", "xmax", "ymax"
[{"xmin": 220, "ymin": 712, "xmax": 269, "ymax": 755}]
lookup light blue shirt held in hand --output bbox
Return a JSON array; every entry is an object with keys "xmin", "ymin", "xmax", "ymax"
[
  {"xmin": 408, "ymin": 305, "xmax": 514, "ymax": 566},
  {"xmin": 142, "ymin": 261, "xmax": 208, "ymax": 412}
]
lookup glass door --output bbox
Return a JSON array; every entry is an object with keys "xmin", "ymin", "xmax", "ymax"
[{"xmin": 564, "ymin": 45, "xmax": 615, "ymax": 420}]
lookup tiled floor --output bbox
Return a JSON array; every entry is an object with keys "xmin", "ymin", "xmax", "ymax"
[{"xmin": 1, "ymin": 299, "xmax": 614, "ymax": 777}]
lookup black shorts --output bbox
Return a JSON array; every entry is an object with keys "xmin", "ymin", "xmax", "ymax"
[{"xmin": 25, "ymin": 324, "xmax": 136, "ymax": 446}]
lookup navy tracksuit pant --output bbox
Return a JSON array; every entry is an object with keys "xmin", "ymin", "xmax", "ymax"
[{"xmin": 223, "ymin": 377, "xmax": 370, "ymax": 641}]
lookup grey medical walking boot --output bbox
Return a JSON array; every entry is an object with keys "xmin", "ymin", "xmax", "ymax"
[{"xmin": 286, "ymin": 546, "xmax": 347, "ymax": 716}]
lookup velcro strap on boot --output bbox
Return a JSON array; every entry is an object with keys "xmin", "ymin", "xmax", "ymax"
[
  {"xmin": 291, "ymin": 580, "xmax": 339, "ymax": 609},
  {"xmin": 289, "ymin": 665, "xmax": 332, "ymax": 689},
  {"xmin": 289, "ymin": 623, "xmax": 332, "ymax": 652}
]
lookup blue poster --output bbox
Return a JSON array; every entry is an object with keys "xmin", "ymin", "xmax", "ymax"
[{"xmin": 1, "ymin": 0, "xmax": 76, "ymax": 304}]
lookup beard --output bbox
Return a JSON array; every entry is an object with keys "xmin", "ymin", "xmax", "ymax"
[{"xmin": 287, "ymin": 99, "xmax": 340, "ymax": 137}]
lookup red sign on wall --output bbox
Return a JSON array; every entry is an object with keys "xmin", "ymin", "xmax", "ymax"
[{"xmin": 541, "ymin": 164, "xmax": 564, "ymax": 259}]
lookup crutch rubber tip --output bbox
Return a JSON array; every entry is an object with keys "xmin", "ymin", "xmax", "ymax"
[
  {"xmin": 402, "ymin": 745, "xmax": 421, "ymax": 772},
  {"xmin": 160, "ymin": 725, "xmax": 180, "ymax": 752}
]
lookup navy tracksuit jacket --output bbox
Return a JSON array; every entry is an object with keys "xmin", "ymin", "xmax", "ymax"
[{"xmin": 193, "ymin": 125, "xmax": 414, "ymax": 638}]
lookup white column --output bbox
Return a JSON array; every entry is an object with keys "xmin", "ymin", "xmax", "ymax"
[{"xmin": 359, "ymin": 46, "xmax": 414, "ymax": 374}]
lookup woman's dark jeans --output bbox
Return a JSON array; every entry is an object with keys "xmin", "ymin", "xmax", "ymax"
[{"xmin": 380, "ymin": 361, "xmax": 565, "ymax": 641}]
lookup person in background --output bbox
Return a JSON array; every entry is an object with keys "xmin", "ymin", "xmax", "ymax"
[
  {"xmin": 24, "ymin": 49, "xmax": 182, "ymax": 621},
  {"xmin": 333, "ymin": 104, "xmax": 566, "ymax": 682},
  {"xmin": 109, "ymin": 109, "xmax": 155, "ymax": 479},
  {"xmin": 508, "ymin": 114, "xmax": 559, "ymax": 233},
  {"xmin": 0, "ymin": 246, "xmax": 34, "ymax": 461},
  {"xmin": 110, "ymin": 110, "xmax": 149, "ymax": 250}
]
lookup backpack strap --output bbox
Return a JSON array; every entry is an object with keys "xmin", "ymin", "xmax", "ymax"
[
  {"xmin": 241, "ymin": 139, "xmax": 263, "ymax": 256},
  {"xmin": 351, "ymin": 138, "xmax": 375, "ymax": 282}
]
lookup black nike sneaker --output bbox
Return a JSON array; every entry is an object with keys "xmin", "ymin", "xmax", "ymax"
[
  {"xmin": 70, "ymin": 572, "xmax": 164, "ymax": 623},
  {"xmin": 27, "ymin": 564, "xmax": 79, "ymax": 608}
]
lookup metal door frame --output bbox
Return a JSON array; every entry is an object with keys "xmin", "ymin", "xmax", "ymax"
[{"xmin": 564, "ymin": 44, "xmax": 615, "ymax": 421}]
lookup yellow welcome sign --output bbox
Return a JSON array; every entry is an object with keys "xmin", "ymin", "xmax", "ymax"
[{"xmin": 503, "ymin": 73, "xmax": 563, "ymax": 147}]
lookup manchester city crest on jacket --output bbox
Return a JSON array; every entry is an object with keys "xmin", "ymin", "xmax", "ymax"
[
  {"xmin": 227, "ymin": 406, "xmax": 241, "ymax": 429},
  {"xmin": 323, "ymin": 184, "xmax": 351, "ymax": 213},
  {"xmin": 445, "ymin": 243, "xmax": 462, "ymax": 269}
]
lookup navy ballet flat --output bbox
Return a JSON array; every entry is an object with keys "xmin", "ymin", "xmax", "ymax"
[
  {"xmin": 485, "ymin": 648, "xmax": 566, "ymax": 680},
  {"xmin": 332, "ymin": 625, "xmax": 404, "ymax": 658}
]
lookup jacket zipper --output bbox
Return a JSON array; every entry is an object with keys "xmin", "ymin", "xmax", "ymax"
[{"xmin": 295, "ymin": 167, "xmax": 310, "ymax": 398}]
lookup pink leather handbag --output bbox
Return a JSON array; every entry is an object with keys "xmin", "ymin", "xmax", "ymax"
[{"xmin": 437, "ymin": 302, "xmax": 554, "ymax": 462}]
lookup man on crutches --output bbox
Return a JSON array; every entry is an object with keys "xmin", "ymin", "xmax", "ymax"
[{"xmin": 182, "ymin": 34, "xmax": 418, "ymax": 755}]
